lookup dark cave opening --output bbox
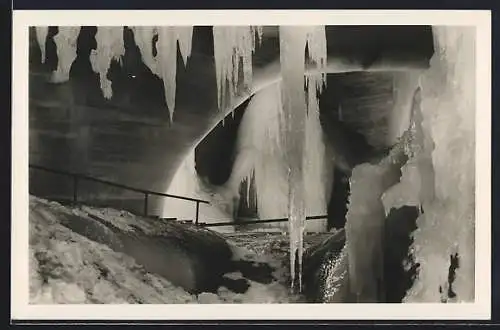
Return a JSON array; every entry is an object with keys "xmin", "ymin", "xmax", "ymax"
[
  {"xmin": 383, "ymin": 206, "xmax": 420, "ymax": 303},
  {"xmin": 194, "ymin": 98, "xmax": 250, "ymax": 187}
]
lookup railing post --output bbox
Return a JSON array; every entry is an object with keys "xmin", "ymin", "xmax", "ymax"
[
  {"xmin": 195, "ymin": 201, "xmax": 200, "ymax": 226},
  {"xmin": 144, "ymin": 193, "xmax": 149, "ymax": 217},
  {"xmin": 73, "ymin": 176, "xmax": 78, "ymax": 204}
]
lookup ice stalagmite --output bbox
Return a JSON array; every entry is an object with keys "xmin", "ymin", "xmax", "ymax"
[
  {"xmin": 89, "ymin": 27, "xmax": 125, "ymax": 99},
  {"xmin": 131, "ymin": 26, "xmax": 193, "ymax": 121},
  {"xmin": 279, "ymin": 26, "xmax": 327, "ymax": 291},
  {"xmin": 213, "ymin": 26, "xmax": 263, "ymax": 111},
  {"xmin": 35, "ymin": 27, "xmax": 49, "ymax": 64},
  {"xmin": 404, "ymin": 27, "xmax": 476, "ymax": 303},
  {"xmin": 51, "ymin": 27, "xmax": 81, "ymax": 83}
]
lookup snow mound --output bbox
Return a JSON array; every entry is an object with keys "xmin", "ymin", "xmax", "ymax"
[{"xmin": 29, "ymin": 196, "xmax": 196, "ymax": 304}]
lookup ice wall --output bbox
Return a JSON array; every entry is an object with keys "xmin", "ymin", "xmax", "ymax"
[
  {"xmin": 345, "ymin": 26, "xmax": 475, "ymax": 303},
  {"xmin": 403, "ymin": 26, "xmax": 476, "ymax": 303}
]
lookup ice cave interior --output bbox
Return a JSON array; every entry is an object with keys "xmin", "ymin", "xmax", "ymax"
[{"xmin": 28, "ymin": 25, "xmax": 475, "ymax": 303}]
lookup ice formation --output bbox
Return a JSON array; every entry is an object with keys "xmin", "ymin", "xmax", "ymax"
[
  {"xmin": 345, "ymin": 164, "xmax": 388, "ymax": 302},
  {"xmin": 35, "ymin": 26, "xmax": 49, "ymax": 63},
  {"xmin": 130, "ymin": 27, "xmax": 158, "ymax": 74},
  {"xmin": 387, "ymin": 71, "xmax": 422, "ymax": 145},
  {"xmin": 381, "ymin": 86, "xmax": 433, "ymax": 215},
  {"xmin": 89, "ymin": 27, "xmax": 125, "ymax": 99},
  {"xmin": 225, "ymin": 81, "xmax": 288, "ymax": 221},
  {"xmin": 403, "ymin": 26, "xmax": 476, "ymax": 302},
  {"xmin": 162, "ymin": 150, "xmax": 235, "ymax": 233},
  {"xmin": 51, "ymin": 27, "xmax": 81, "ymax": 83},
  {"xmin": 131, "ymin": 26, "xmax": 194, "ymax": 121},
  {"xmin": 279, "ymin": 26, "xmax": 327, "ymax": 291},
  {"xmin": 213, "ymin": 26, "xmax": 263, "ymax": 111},
  {"xmin": 223, "ymin": 78, "xmax": 330, "ymax": 233}
]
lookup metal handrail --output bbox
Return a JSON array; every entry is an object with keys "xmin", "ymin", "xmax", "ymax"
[
  {"xmin": 199, "ymin": 215, "xmax": 328, "ymax": 227},
  {"xmin": 29, "ymin": 164, "xmax": 210, "ymax": 224},
  {"xmin": 29, "ymin": 164, "xmax": 329, "ymax": 228}
]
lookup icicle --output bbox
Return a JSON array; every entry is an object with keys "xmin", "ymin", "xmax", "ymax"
[
  {"xmin": 306, "ymin": 26, "xmax": 328, "ymax": 92},
  {"xmin": 213, "ymin": 26, "xmax": 262, "ymax": 111},
  {"xmin": 278, "ymin": 25, "xmax": 327, "ymax": 291},
  {"xmin": 156, "ymin": 27, "xmax": 178, "ymax": 121},
  {"xmin": 175, "ymin": 27, "xmax": 194, "ymax": 66},
  {"xmin": 304, "ymin": 74, "xmax": 329, "ymax": 233},
  {"xmin": 279, "ymin": 26, "xmax": 308, "ymax": 291},
  {"xmin": 35, "ymin": 27, "xmax": 48, "ymax": 64},
  {"xmin": 51, "ymin": 26, "xmax": 81, "ymax": 83},
  {"xmin": 131, "ymin": 26, "xmax": 193, "ymax": 121},
  {"xmin": 89, "ymin": 27, "xmax": 125, "ymax": 99},
  {"xmin": 131, "ymin": 26, "xmax": 159, "ymax": 75}
]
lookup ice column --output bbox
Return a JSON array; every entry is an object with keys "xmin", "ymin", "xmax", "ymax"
[
  {"xmin": 89, "ymin": 27, "xmax": 125, "ymax": 99},
  {"xmin": 304, "ymin": 73, "xmax": 329, "ymax": 232},
  {"xmin": 404, "ymin": 26, "xmax": 476, "ymax": 302},
  {"xmin": 279, "ymin": 26, "xmax": 327, "ymax": 291},
  {"xmin": 131, "ymin": 26, "xmax": 193, "ymax": 121},
  {"xmin": 51, "ymin": 27, "xmax": 81, "ymax": 83}
]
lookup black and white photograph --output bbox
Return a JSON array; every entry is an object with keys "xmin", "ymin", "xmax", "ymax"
[{"xmin": 11, "ymin": 9, "xmax": 491, "ymax": 320}]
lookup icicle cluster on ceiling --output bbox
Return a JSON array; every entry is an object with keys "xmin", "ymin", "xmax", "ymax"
[
  {"xmin": 42, "ymin": 26, "xmax": 81, "ymax": 84},
  {"xmin": 34, "ymin": 26, "xmax": 194, "ymax": 121},
  {"xmin": 89, "ymin": 27, "xmax": 125, "ymax": 100},
  {"xmin": 212, "ymin": 26, "xmax": 263, "ymax": 112},
  {"xmin": 131, "ymin": 26, "xmax": 194, "ymax": 121}
]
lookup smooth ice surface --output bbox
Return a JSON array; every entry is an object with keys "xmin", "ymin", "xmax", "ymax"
[
  {"xmin": 131, "ymin": 26, "xmax": 193, "ymax": 121},
  {"xmin": 387, "ymin": 71, "xmax": 422, "ymax": 145},
  {"xmin": 404, "ymin": 26, "xmax": 476, "ymax": 303},
  {"xmin": 35, "ymin": 26, "xmax": 49, "ymax": 64},
  {"xmin": 213, "ymin": 26, "xmax": 262, "ymax": 111},
  {"xmin": 51, "ymin": 27, "xmax": 81, "ymax": 83},
  {"xmin": 89, "ymin": 27, "xmax": 125, "ymax": 99}
]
